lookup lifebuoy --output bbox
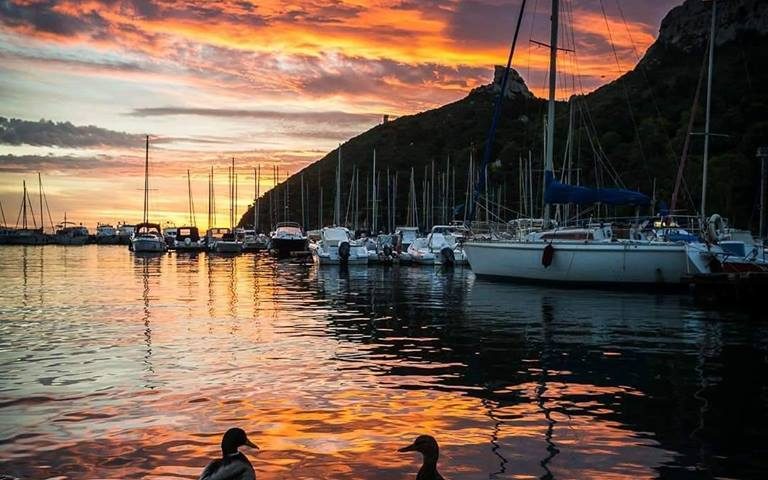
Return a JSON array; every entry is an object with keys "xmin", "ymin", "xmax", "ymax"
[
  {"xmin": 706, "ymin": 213, "xmax": 724, "ymax": 244},
  {"xmin": 542, "ymin": 244, "xmax": 555, "ymax": 267}
]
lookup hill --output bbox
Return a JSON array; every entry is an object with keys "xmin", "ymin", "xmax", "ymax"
[{"xmin": 241, "ymin": 0, "xmax": 768, "ymax": 232}]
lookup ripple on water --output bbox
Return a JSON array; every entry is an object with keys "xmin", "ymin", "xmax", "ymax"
[{"xmin": 0, "ymin": 246, "xmax": 766, "ymax": 479}]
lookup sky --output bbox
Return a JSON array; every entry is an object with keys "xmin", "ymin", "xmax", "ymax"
[{"xmin": 0, "ymin": 0, "xmax": 680, "ymax": 231}]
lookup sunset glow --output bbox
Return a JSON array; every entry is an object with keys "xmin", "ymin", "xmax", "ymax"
[{"xmin": 0, "ymin": 0, "xmax": 678, "ymax": 229}]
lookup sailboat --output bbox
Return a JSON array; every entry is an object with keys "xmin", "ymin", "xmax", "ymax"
[
  {"xmin": 174, "ymin": 170, "xmax": 206, "ymax": 252},
  {"xmin": 131, "ymin": 136, "xmax": 167, "ymax": 253},
  {"xmin": 213, "ymin": 159, "xmax": 243, "ymax": 253},
  {"xmin": 310, "ymin": 146, "xmax": 369, "ymax": 264},
  {"xmin": 463, "ymin": 0, "xmax": 710, "ymax": 286}
]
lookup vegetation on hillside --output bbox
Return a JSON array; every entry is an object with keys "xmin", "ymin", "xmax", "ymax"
[{"xmin": 241, "ymin": 14, "xmax": 768, "ymax": 232}]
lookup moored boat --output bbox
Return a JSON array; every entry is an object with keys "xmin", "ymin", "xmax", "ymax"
[
  {"xmin": 310, "ymin": 226, "xmax": 368, "ymax": 265},
  {"xmin": 131, "ymin": 222, "xmax": 166, "ymax": 252},
  {"xmin": 130, "ymin": 136, "xmax": 167, "ymax": 254},
  {"xmin": 269, "ymin": 222, "xmax": 308, "ymax": 257},
  {"xmin": 408, "ymin": 224, "xmax": 470, "ymax": 266},
  {"xmin": 174, "ymin": 226, "xmax": 206, "ymax": 252},
  {"xmin": 54, "ymin": 219, "xmax": 89, "ymax": 245}
]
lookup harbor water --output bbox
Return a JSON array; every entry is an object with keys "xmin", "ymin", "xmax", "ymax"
[{"xmin": 0, "ymin": 246, "xmax": 766, "ymax": 479}]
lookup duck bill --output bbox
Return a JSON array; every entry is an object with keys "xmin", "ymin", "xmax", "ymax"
[
  {"xmin": 244, "ymin": 439, "xmax": 259, "ymax": 450},
  {"xmin": 398, "ymin": 443, "xmax": 416, "ymax": 453}
]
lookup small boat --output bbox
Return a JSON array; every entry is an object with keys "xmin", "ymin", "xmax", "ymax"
[
  {"xmin": 95, "ymin": 223, "xmax": 120, "ymax": 244},
  {"xmin": 131, "ymin": 222, "xmax": 167, "ymax": 252},
  {"xmin": 214, "ymin": 230, "xmax": 243, "ymax": 254},
  {"xmin": 408, "ymin": 225, "xmax": 470, "ymax": 266},
  {"xmin": 269, "ymin": 222, "xmax": 308, "ymax": 257},
  {"xmin": 116, "ymin": 223, "xmax": 134, "ymax": 245},
  {"xmin": 173, "ymin": 226, "xmax": 206, "ymax": 251},
  {"xmin": 310, "ymin": 226, "xmax": 368, "ymax": 265},
  {"xmin": 130, "ymin": 136, "xmax": 167, "ymax": 253},
  {"xmin": 162, "ymin": 226, "xmax": 178, "ymax": 248},
  {"xmin": 54, "ymin": 219, "xmax": 89, "ymax": 245},
  {"xmin": 240, "ymin": 229, "xmax": 269, "ymax": 252},
  {"xmin": 204, "ymin": 227, "xmax": 229, "ymax": 251},
  {"xmin": 394, "ymin": 226, "xmax": 420, "ymax": 263},
  {"xmin": 368, "ymin": 234, "xmax": 398, "ymax": 264}
]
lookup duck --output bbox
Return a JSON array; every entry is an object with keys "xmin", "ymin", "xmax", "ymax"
[
  {"xmin": 199, "ymin": 427, "xmax": 259, "ymax": 480},
  {"xmin": 398, "ymin": 434, "xmax": 445, "ymax": 480}
]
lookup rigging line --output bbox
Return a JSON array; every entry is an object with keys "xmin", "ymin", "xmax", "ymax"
[
  {"xmin": 25, "ymin": 188, "xmax": 38, "ymax": 228},
  {"xmin": 467, "ymin": 0, "xmax": 527, "ymax": 223},
  {"xmin": 672, "ymin": 49, "xmax": 709, "ymax": 214},
  {"xmin": 598, "ymin": 0, "xmax": 653, "ymax": 187},
  {"xmin": 42, "ymin": 189, "xmax": 55, "ymax": 232},
  {"xmin": 562, "ymin": 0, "xmax": 625, "ymax": 188},
  {"xmin": 614, "ymin": 0, "xmax": 696, "ymax": 211}
]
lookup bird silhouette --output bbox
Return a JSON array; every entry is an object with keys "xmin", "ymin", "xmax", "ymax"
[
  {"xmin": 399, "ymin": 435, "xmax": 445, "ymax": 480},
  {"xmin": 199, "ymin": 428, "xmax": 259, "ymax": 480}
]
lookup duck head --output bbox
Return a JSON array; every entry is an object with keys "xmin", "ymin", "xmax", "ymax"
[
  {"xmin": 221, "ymin": 427, "xmax": 259, "ymax": 456},
  {"xmin": 398, "ymin": 434, "xmax": 439, "ymax": 460}
]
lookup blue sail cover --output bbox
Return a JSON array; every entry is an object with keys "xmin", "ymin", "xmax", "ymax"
[{"xmin": 544, "ymin": 171, "xmax": 650, "ymax": 206}]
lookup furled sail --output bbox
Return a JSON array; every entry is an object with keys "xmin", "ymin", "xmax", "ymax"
[{"xmin": 544, "ymin": 171, "xmax": 650, "ymax": 206}]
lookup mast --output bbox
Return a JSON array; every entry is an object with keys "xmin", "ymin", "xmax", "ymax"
[
  {"xmin": 334, "ymin": 145, "xmax": 341, "ymax": 226},
  {"xmin": 543, "ymin": 0, "xmax": 558, "ymax": 228},
  {"xmin": 255, "ymin": 166, "xmax": 260, "ymax": 232},
  {"xmin": 187, "ymin": 169, "xmax": 194, "ymax": 226},
  {"xmin": 144, "ymin": 135, "xmax": 150, "ymax": 224},
  {"xmin": 372, "ymin": 149, "xmax": 377, "ymax": 232},
  {"xmin": 22, "ymin": 180, "xmax": 28, "ymax": 229},
  {"xmin": 38, "ymin": 172, "xmax": 43, "ymax": 233},
  {"xmin": 700, "ymin": 0, "xmax": 717, "ymax": 221}
]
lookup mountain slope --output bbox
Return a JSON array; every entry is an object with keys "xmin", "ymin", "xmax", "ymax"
[{"xmin": 242, "ymin": 0, "xmax": 768, "ymax": 232}]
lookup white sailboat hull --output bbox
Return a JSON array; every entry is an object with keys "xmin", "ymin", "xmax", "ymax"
[{"xmin": 465, "ymin": 240, "xmax": 704, "ymax": 285}]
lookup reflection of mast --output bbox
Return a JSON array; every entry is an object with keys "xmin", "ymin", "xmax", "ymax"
[
  {"xmin": 481, "ymin": 397, "xmax": 508, "ymax": 477},
  {"xmin": 537, "ymin": 298, "xmax": 559, "ymax": 480},
  {"xmin": 140, "ymin": 257, "xmax": 155, "ymax": 382}
]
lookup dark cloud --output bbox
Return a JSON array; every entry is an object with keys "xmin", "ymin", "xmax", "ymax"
[
  {"xmin": 127, "ymin": 107, "xmax": 380, "ymax": 125},
  {"xmin": 0, "ymin": 117, "xmax": 147, "ymax": 148},
  {"xmin": 0, "ymin": 0, "xmax": 109, "ymax": 36},
  {"xmin": 0, "ymin": 0, "xmax": 267, "ymax": 39},
  {"xmin": 0, "ymin": 153, "xmax": 135, "ymax": 173}
]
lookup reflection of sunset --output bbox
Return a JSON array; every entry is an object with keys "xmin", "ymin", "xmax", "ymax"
[
  {"xmin": 0, "ymin": 247, "xmax": 700, "ymax": 479},
  {"xmin": 1, "ymin": 0, "xmax": 678, "ymax": 228}
]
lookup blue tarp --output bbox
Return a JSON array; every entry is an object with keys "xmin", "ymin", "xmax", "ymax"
[{"xmin": 544, "ymin": 171, "xmax": 650, "ymax": 206}]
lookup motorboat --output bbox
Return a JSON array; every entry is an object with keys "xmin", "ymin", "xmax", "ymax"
[
  {"xmin": 213, "ymin": 230, "xmax": 243, "ymax": 254},
  {"xmin": 174, "ymin": 226, "xmax": 206, "ymax": 252},
  {"xmin": 407, "ymin": 224, "xmax": 470, "ymax": 266},
  {"xmin": 131, "ymin": 222, "xmax": 167, "ymax": 252},
  {"xmin": 310, "ymin": 226, "xmax": 368, "ymax": 265},
  {"xmin": 240, "ymin": 229, "xmax": 269, "ymax": 252},
  {"xmin": 394, "ymin": 226, "xmax": 420, "ymax": 263},
  {"xmin": 117, "ymin": 223, "xmax": 134, "ymax": 244},
  {"xmin": 269, "ymin": 222, "xmax": 308, "ymax": 257},
  {"xmin": 95, "ymin": 223, "xmax": 120, "ymax": 244},
  {"xmin": 163, "ymin": 226, "xmax": 178, "ymax": 247},
  {"xmin": 368, "ymin": 234, "xmax": 398, "ymax": 264},
  {"xmin": 54, "ymin": 221, "xmax": 89, "ymax": 245}
]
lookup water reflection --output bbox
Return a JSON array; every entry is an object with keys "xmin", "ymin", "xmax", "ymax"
[{"xmin": 0, "ymin": 247, "xmax": 766, "ymax": 479}]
